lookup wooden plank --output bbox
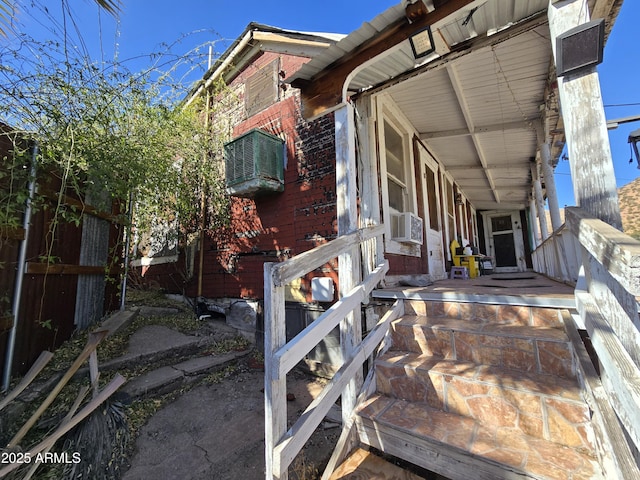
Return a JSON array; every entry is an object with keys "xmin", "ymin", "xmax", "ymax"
[
  {"xmin": 7, "ymin": 330, "xmax": 108, "ymax": 448},
  {"xmin": 273, "ymin": 224, "xmax": 384, "ymax": 286},
  {"xmin": 22, "ymin": 384, "xmax": 90, "ymax": 480},
  {"xmin": 576, "ymin": 291, "xmax": 640, "ymax": 454},
  {"xmin": 562, "ymin": 311, "xmax": 640, "ymax": 479},
  {"xmin": 273, "ymin": 299, "xmax": 404, "ymax": 478},
  {"xmin": 264, "ymin": 262, "xmax": 288, "ymax": 480},
  {"xmin": 0, "ymin": 374, "xmax": 125, "ymax": 478},
  {"xmin": 274, "ymin": 262, "xmax": 388, "ymax": 377},
  {"xmin": 89, "ymin": 350, "xmax": 100, "ymax": 398},
  {"xmin": 566, "ymin": 207, "xmax": 640, "ymax": 295},
  {"xmin": 329, "ymin": 448, "xmax": 423, "ymax": 480},
  {"xmin": 357, "ymin": 419, "xmax": 530, "ymax": 480},
  {"xmin": 582, "ymin": 252, "xmax": 640, "ymax": 368},
  {"xmin": 25, "ymin": 262, "xmax": 119, "ymax": 276},
  {"xmin": 336, "ymin": 102, "xmax": 363, "ymax": 440},
  {"xmin": 0, "ymin": 351, "xmax": 53, "ymax": 411},
  {"xmin": 0, "ymin": 226, "xmax": 25, "ymax": 240},
  {"xmin": 355, "ymin": 97, "xmax": 383, "ymax": 275}
]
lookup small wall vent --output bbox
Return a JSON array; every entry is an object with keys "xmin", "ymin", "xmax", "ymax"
[{"xmin": 224, "ymin": 129, "xmax": 284, "ymax": 197}]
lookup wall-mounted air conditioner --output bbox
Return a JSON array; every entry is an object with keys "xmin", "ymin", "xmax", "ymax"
[
  {"xmin": 391, "ymin": 212, "xmax": 423, "ymax": 245},
  {"xmin": 224, "ymin": 129, "xmax": 285, "ymax": 197}
]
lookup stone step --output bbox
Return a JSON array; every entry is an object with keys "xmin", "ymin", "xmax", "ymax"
[
  {"xmin": 403, "ymin": 299, "xmax": 565, "ymax": 329},
  {"xmin": 356, "ymin": 394, "xmax": 602, "ymax": 480},
  {"xmin": 328, "ymin": 447, "xmax": 424, "ymax": 480},
  {"xmin": 375, "ymin": 352, "xmax": 591, "ymax": 447},
  {"xmin": 390, "ymin": 315, "xmax": 575, "ymax": 378}
]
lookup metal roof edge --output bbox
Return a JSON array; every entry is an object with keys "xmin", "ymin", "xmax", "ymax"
[{"xmin": 184, "ymin": 23, "xmax": 345, "ymax": 106}]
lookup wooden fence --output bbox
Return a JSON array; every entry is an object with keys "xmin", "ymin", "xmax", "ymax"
[{"xmin": 0, "ymin": 163, "xmax": 122, "ymax": 378}]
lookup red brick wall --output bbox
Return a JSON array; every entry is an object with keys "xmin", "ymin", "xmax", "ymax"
[
  {"xmin": 188, "ymin": 70, "xmax": 338, "ymax": 301},
  {"xmin": 138, "ymin": 52, "xmax": 339, "ymax": 301}
]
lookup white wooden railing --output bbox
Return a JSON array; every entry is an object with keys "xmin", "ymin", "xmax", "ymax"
[
  {"xmin": 531, "ymin": 222, "xmax": 581, "ymax": 285},
  {"xmin": 264, "ymin": 224, "xmax": 390, "ymax": 479},
  {"xmin": 564, "ymin": 207, "xmax": 640, "ymax": 478}
]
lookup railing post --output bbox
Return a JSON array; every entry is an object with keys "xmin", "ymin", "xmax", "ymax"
[{"xmin": 264, "ymin": 262, "xmax": 287, "ymax": 480}]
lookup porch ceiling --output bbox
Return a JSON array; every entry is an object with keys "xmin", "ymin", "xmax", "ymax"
[
  {"xmin": 290, "ymin": 0, "xmax": 563, "ymax": 212},
  {"xmin": 384, "ymin": 22, "xmax": 552, "ymax": 210}
]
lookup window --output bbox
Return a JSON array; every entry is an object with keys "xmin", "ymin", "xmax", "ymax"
[
  {"xmin": 378, "ymin": 101, "xmax": 421, "ymax": 254},
  {"xmin": 445, "ymin": 177, "xmax": 456, "ymax": 247},
  {"xmin": 384, "ymin": 120, "xmax": 408, "ymax": 214},
  {"xmin": 245, "ymin": 59, "xmax": 279, "ymax": 116},
  {"xmin": 425, "ymin": 167, "xmax": 439, "ymax": 231}
]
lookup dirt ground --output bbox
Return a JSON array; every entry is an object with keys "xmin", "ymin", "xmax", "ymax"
[{"xmin": 121, "ymin": 363, "xmax": 340, "ymax": 480}]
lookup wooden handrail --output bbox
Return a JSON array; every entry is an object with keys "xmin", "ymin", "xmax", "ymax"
[
  {"xmin": 272, "ymin": 261, "xmax": 388, "ymax": 378},
  {"xmin": 270, "ymin": 224, "xmax": 384, "ymax": 286},
  {"xmin": 565, "ymin": 206, "xmax": 640, "ymax": 468},
  {"xmin": 566, "ymin": 207, "xmax": 640, "ymax": 296},
  {"xmin": 272, "ymin": 298, "xmax": 401, "ymax": 478},
  {"xmin": 264, "ymin": 225, "xmax": 386, "ymax": 480}
]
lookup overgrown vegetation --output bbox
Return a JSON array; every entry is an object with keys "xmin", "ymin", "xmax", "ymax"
[{"xmin": 0, "ymin": 1, "xmax": 231, "ymax": 320}]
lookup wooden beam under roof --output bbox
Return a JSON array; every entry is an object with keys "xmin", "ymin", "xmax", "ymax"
[
  {"xmin": 420, "ymin": 119, "xmax": 537, "ymax": 140},
  {"xmin": 292, "ymin": 0, "xmax": 476, "ymax": 119}
]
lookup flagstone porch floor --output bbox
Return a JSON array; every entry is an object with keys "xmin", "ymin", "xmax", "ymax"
[{"xmin": 373, "ymin": 272, "xmax": 576, "ymax": 309}]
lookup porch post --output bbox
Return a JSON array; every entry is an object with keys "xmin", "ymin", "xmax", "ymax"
[
  {"xmin": 335, "ymin": 102, "xmax": 363, "ymax": 424},
  {"xmin": 532, "ymin": 165, "xmax": 550, "ymax": 241},
  {"xmin": 540, "ymin": 143, "xmax": 563, "ymax": 231},
  {"xmin": 536, "ymin": 122, "xmax": 563, "ymax": 231},
  {"xmin": 529, "ymin": 195, "xmax": 541, "ymax": 248},
  {"xmin": 548, "ymin": 0, "xmax": 622, "ymax": 230}
]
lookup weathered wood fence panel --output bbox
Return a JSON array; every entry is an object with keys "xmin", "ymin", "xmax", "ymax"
[{"xmin": 0, "ymin": 166, "xmax": 122, "ymax": 377}]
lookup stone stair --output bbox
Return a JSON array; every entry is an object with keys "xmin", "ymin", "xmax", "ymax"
[{"xmin": 354, "ymin": 299, "xmax": 603, "ymax": 480}]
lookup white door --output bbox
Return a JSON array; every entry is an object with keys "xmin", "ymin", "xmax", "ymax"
[
  {"xmin": 419, "ymin": 143, "xmax": 446, "ymax": 279},
  {"xmin": 483, "ymin": 211, "xmax": 526, "ymax": 273}
]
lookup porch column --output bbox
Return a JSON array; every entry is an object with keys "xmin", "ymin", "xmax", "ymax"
[
  {"xmin": 334, "ymin": 102, "xmax": 363, "ymax": 425},
  {"xmin": 529, "ymin": 195, "xmax": 541, "ymax": 248},
  {"xmin": 540, "ymin": 143, "xmax": 563, "ymax": 231},
  {"xmin": 532, "ymin": 165, "xmax": 550, "ymax": 241},
  {"xmin": 548, "ymin": 0, "xmax": 622, "ymax": 230},
  {"xmin": 536, "ymin": 122, "xmax": 563, "ymax": 231}
]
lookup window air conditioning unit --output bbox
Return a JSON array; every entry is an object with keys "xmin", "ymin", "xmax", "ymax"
[
  {"xmin": 224, "ymin": 129, "xmax": 285, "ymax": 198},
  {"xmin": 391, "ymin": 212, "xmax": 423, "ymax": 245}
]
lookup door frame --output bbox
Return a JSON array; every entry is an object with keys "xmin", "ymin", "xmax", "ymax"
[
  {"xmin": 481, "ymin": 210, "xmax": 526, "ymax": 273},
  {"xmin": 418, "ymin": 141, "xmax": 446, "ymax": 280}
]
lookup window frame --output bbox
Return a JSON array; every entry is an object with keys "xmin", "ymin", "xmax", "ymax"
[{"xmin": 377, "ymin": 96, "xmax": 420, "ymax": 256}]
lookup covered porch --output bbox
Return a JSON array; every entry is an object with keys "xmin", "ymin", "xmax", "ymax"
[{"xmin": 264, "ymin": 1, "xmax": 639, "ymax": 479}]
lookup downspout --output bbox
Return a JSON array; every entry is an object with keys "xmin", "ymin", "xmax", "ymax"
[
  {"xmin": 3, "ymin": 142, "xmax": 38, "ymax": 392},
  {"xmin": 197, "ymin": 46, "xmax": 214, "ymax": 302},
  {"xmin": 120, "ymin": 191, "xmax": 134, "ymax": 311}
]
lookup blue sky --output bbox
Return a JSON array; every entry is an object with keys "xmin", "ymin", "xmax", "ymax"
[{"xmin": 7, "ymin": 0, "xmax": 640, "ymax": 208}]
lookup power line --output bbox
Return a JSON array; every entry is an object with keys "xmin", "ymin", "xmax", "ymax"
[{"xmin": 604, "ymin": 103, "xmax": 640, "ymax": 108}]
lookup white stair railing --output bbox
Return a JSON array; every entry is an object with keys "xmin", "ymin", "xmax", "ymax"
[{"xmin": 264, "ymin": 224, "xmax": 387, "ymax": 479}]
